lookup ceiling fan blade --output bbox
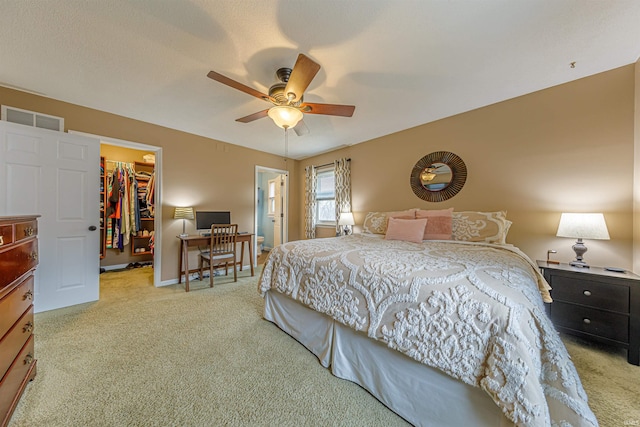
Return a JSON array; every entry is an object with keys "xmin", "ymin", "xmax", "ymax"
[
  {"xmin": 293, "ymin": 119, "xmax": 310, "ymax": 136},
  {"xmin": 284, "ymin": 54, "xmax": 320, "ymax": 103},
  {"xmin": 300, "ymin": 103, "xmax": 355, "ymax": 117},
  {"xmin": 207, "ymin": 71, "xmax": 274, "ymax": 103},
  {"xmin": 236, "ymin": 109, "xmax": 270, "ymax": 123}
]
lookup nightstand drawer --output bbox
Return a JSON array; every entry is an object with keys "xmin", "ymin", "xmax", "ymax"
[
  {"xmin": 550, "ymin": 275, "xmax": 629, "ymax": 313},
  {"xmin": 550, "ymin": 301, "xmax": 629, "ymax": 343}
]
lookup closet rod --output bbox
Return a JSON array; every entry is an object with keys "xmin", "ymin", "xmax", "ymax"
[
  {"xmin": 105, "ymin": 160, "xmax": 134, "ymax": 165},
  {"xmin": 315, "ymin": 158, "xmax": 351, "ymax": 169},
  {"xmin": 105, "ymin": 160, "xmax": 135, "ymax": 171}
]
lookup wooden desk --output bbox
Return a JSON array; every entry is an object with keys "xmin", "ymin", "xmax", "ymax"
[{"xmin": 177, "ymin": 233, "xmax": 254, "ymax": 292}]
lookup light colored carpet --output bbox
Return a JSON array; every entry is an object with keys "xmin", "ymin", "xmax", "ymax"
[
  {"xmin": 561, "ymin": 334, "xmax": 640, "ymax": 426},
  {"xmin": 7, "ymin": 267, "xmax": 640, "ymax": 426}
]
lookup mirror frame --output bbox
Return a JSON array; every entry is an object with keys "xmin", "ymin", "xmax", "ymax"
[{"xmin": 410, "ymin": 151, "xmax": 467, "ymax": 202}]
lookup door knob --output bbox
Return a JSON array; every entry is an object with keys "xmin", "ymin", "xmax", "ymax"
[{"xmin": 88, "ymin": 225, "xmax": 97, "ymax": 231}]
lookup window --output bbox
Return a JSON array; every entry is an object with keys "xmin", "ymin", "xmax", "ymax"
[
  {"xmin": 316, "ymin": 167, "xmax": 336, "ymax": 225},
  {"xmin": 267, "ymin": 179, "xmax": 276, "ymax": 217}
]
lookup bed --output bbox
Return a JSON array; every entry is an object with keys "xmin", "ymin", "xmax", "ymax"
[{"xmin": 257, "ymin": 222, "xmax": 598, "ymax": 426}]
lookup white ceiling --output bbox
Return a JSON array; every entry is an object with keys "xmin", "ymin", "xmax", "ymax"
[{"xmin": 1, "ymin": 1, "xmax": 639, "ymax": 159}]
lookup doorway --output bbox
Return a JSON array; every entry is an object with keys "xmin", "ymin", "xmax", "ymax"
[
  {"xmin": 70, "ymin": 131, "xmax": 162, "ymax": 288},
  {"xmin": 255, "ymin": 166, "xmax": 289, "ymax": 264}
]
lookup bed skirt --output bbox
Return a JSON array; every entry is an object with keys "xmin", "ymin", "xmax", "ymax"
[{"xmin": 264, "ymin": 290, "xmax": 514, "ymax": 427}]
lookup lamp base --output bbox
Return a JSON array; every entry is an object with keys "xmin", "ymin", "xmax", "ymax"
[
  {"xmin": 343, "ymin": 226, "xmax": 352, "ymax": 236},
  {"xmin": 570, "ymin": 238, "xmax": 589, "ymax": 268},
  {"xmin": 179, "ymin": 233, "xmax": 189, "ymax": 238}
]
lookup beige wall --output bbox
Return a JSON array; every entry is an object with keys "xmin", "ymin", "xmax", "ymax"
[
  {"xmin": 299, "ymin": 65, "xmax": 636, "ymax": 271},
  {"xmin": 0, "ymin": 87, "xmax": 301, "ymax": 283},
  {"xmin": 2, "ymin": 63, "xmax": 636, "ymax": 278}
]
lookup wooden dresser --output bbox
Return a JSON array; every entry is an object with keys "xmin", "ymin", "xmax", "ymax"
[{"xmin": 0, "ymin": 216, "xmax": 38, "ymax": 427}]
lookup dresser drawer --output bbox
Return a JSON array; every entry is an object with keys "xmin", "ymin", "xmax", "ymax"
[
  {"xmin": 13, "ymin": 220, "xmax": 37, "ymax": 244},
  {"xmin": 0, "ymin": 239, "xmax": 38, "ymax": 290},
  {"xmin": 0, "ymin": 335, "xmax": 35, "ymax": 427},
  {"xmin": 550, "ymin": 301, "xmax": 629, "ymax": 343},
  {"xmin": 0, "ymin": 275, "xmax": 34, "ymax": 341},
  {"xmin": 550, "ymin": 275, "xmax": 629, "ymax": 313},
  {"xmin": 0, "ymin": 226, "xmax": 12, "ymax": 248},
  {"xmin": 0, "ymin": 307, "xmax": 33, "ymax": 380}
]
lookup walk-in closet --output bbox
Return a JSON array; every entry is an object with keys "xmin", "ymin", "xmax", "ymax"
[{"xmin": 100, "ymin": 145, "xmax": 156, "ymax": 274}]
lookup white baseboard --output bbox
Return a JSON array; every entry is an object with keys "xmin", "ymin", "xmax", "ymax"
[{"xmin": 102, "ymin": 263, "xmax": 130, "ymax": 271}]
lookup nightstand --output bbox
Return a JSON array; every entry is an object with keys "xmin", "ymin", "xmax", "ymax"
[{"xmin": 537, "ymin": 260, "xmax": 640, "ymax": 365}]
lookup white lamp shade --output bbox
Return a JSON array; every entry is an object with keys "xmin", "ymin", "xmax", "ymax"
[
  {"xmin": 268, "ymin": 106, "xmax": 303, "ymax": 129},
  {"xmin": 338, "ymin": 212, "xmax": 355, "ymax": 226},
  {"xmin": 174, "ymin": 206, "xmax": 194, "ymax": 220},
  {"xmin": 556, "ymin": 213, "xmax": 610, "ymax": 240}
]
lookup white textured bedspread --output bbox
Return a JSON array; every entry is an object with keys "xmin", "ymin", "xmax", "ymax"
[{"xmin": 258, "ymin": 235, "xmax": 597, "ymax": 427}]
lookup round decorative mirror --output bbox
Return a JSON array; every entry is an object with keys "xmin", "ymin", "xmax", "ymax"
[{"xmin": 410, "ymin": 151, "xmax": 467, "ymax": 202}]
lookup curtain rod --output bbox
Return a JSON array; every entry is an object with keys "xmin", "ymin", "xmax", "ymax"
[{"xmin": 315, "ymin": 158, "xmax": 351, "ymax": 169}]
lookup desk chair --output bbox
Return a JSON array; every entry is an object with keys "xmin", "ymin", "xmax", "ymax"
[{"xmin": 198, "ymin": 224, "xmax": 238, "ymax": 287}]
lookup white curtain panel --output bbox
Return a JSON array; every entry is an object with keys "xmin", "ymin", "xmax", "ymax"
[
  {"xmin": 304, "ymin": 165, "xmax": 317, "ymax": 239},
  {"xmin": 334, "ymin": 158, "xmax": 352, "ymax": 235}
]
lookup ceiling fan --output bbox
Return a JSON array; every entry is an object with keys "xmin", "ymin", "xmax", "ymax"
[{"xmin": 207, "ymin": 54, "xmax": 355, "ymax": 135}]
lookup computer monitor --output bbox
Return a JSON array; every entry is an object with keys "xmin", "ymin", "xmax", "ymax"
[{"xmin": 195, "ymin": 211, "xmax": 231, "ymax": 231}]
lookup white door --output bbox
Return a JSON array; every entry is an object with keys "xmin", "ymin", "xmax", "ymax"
[
  {"xmin": 271, "ymin": 173, "xmax": 288, "ymax": 247},
  {"xmin": 269, "ymin": 177, "xmax": 282, "ymax": 247},
  {"xmin": 279, "ymin": 174, "xmax": 288, "ymax": 244},
  {"xmin": 0, "ymin": 121, "xmax": 100, "ymax": 312}
]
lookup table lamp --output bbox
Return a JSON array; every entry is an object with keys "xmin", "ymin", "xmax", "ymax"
[
  {"xmin": 556, "ymin": 212, "xmax": 609, "ymax": 268},
  {"xmin": 174, "ymin": 207, "xmax": 194, "ymax": 237},
  {"xmin": 338, "ymin": 212, "xmax": 355, "ymax": 236}
]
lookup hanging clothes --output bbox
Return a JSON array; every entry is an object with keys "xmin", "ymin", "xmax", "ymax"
[{"xmin": 105, "ymin": 161, "xmax": 138, "ymax": 252}]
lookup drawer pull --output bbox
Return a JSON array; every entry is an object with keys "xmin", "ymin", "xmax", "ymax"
[
  {"xmin": 583, "ymin": 318, "xmax": 591, "ymax": 325},
  {"xmin": 583, "ymin": 290, "xmax": 592, "ymax": 297},
  {"xmin": 29, "ymin": 252, "xmax": 38, "ymax": 261},
  {"xmin": 23, "ymin": 353, "xmax": 34, "ymax": 365},
  {"xmin": 23, "ymin": 321, "xmax": 34, "ymax": 333},
  {"xmin": 24, "ymin": 227, "xmax": 34, "ymax": 237},
  {"xmin": 0, "ymin": 235, "xmax": 3, "ymax": 246},
  {"xmin": 23, "ymin": 290, "xmax": 33, "ymax": 301}
]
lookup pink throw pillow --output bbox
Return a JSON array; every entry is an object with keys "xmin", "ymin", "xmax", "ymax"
[
  {"xmin": 416, "ymin": 208, "xmax": 453, "ymax": 240},
  {"xmin": 384, "ymin": 218, "xmax": 428, "ymax": 243}
]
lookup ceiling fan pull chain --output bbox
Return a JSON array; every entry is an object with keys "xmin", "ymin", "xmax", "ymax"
[{"xmin": 284, "ymin": 127, "xmax": 289, "ymax": 164}]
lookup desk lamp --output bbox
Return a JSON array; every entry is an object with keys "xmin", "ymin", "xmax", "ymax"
[
  {"xmin": 556, "ymin": 213, "xmax": 609, "ymax": 268},
  {"xmin": 174, "ymin": 207, "xmax": 194, "ymax": 237},
  {"xmin": 338, "ymin": 212, "xmax": 355, "ymax": 236}
]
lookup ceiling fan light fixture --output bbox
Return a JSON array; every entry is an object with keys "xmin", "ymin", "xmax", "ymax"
[
  {"xmin": 421, "ymin": 170, "xmax": 437, "ymax": 181},
  {"xmin": 268, "ymin": 105, "xmax": 303, "ymax": 129}
]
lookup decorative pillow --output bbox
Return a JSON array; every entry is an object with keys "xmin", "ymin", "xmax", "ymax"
[
  {"xmin": 384, "ymin": 218, "xmax": 428, "ymax": 243},
  {"xmin": 504, "ymin": 220, "xmax": 513, "ymax": 240},
  {"xmin": 362, "ymin": 209, "xmax": 417, "ymax": 234},
  {"xmin": 452, "ymin": 211, "xmax": 510, "ymax": 244},
  {"xmin": 415, "ymin": 208, "xmax": 453, "ymax": 240}
]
